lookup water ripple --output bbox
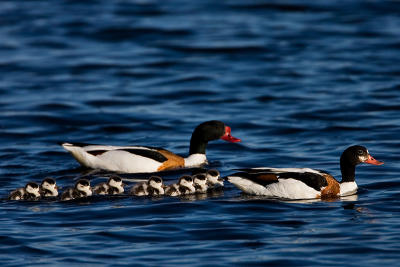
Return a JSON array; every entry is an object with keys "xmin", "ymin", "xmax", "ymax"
[{"xmin": 0, "ymin": 0, "xmax": 400, "ymax": 266}]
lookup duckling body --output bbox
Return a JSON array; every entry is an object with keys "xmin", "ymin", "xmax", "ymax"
[
  {"xmin": 179, "ymin": 175, "xmax": 196, "ymax": 195},
  {"xmin": 9, "ymin": 182, "xmax": 40, "ymax": 201},
  {"xmin": 61, "ymin": 179, "xmax": 92, "ymax": 201},
  {"xmin": 193, "ymin": 173, "xmax": 208, "ymax": 193},
  {"xmin": 40, "ymin": 178, "xmax": 59, "ymax": 198},
  {"xmin": 93, "ymin": 182, "xmax": 109, "ymax": 195},
  {"xmin": 130, "ymin": 176, "xmax": 164, "ymax": 196},
  {"xmin": 165, "ymin": 184, "xmax": 180, "ymax": 196},
  {"xmin": 60, "ymin": 188, "xmax": 77, "ymax": 201},
  {"xmin": 165, "ymin": 175, "xmax": 196, "ymax": 196},
  {"xmin": 8, "ymin": 188, "xmax": 25, "ymax": 200},
  {"xmin": 107, "ymin": 176, "xmax": 125, "ymax": 195},
  {"xmin": 206, "ymin": 169, "xmax": 224, "ymax": 189},
  {"xmin": 93, "ymin": 176, "xmax": 125, "ymax": 195},
  {"xmin": 8, "ymin": 187, "xmax": 25, "ymax": 200},
  {"xmin": 130, "ymin": 182, "xmax": 149, "ymax": 196},
  {"xmin": 147, "ymin": 176, "xmax": 165, "ymax": 196}
]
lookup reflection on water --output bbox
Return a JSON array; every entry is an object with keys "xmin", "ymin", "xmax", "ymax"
[{"xmin": 234, "ymin": 193, "xmax": 359, "ymax": 204}]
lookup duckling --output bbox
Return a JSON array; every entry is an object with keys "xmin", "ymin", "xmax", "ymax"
[
  {"xmin": 40, "ymin": 177, "xmax": 59, "ymax": 198},
  {"xmin": 193, "ymin": 173, "xmax": 208, "ymax": 193},
  {"xmin": 164, "ymin": 183, "xmax": 180, "ymax": 197},
  {"xmin": 178, "ymin": 175, "xmax": 196, "ymax": 195},
  {"xmin": 94, "ymin": 176, "xmax": 125, "ymax": 195},
  {"xmin": 61, "ymin": 179, "xmax": 92, "ymax": 201},
  {"xmin": 8, "ymin": 187, "xmax": 24, "ymax": 201},
  {"xmin": 147, "ymin": 176, "xmax": 165, "ymax": 196},
  {"xmin": 130, "ymin": 181, "xmax": 149, "ymax": 196},
  {"xmin": 206, "ymin": 169, "xmax": 224, "ymax": 188},
  {"xmin": 130, "ymin": 176, "xmax": 164, "ymax": 196},
  {"xmin": 165, "ymin": 175, "xmax": 196, "ymax": 196},
  {"xmin": 107, "ymin": 176, "xmax": 125, "ymax": 195},
  {"xmin": 9, "ymin": 182, "xmax": 40, "ymax": 201},
  {"xmin": 24, "ymin": 182, "xmax": 41, "ymax": 201},
  {"xmin": 93, "ymin": 181, "xmax": 109, "ymax": 195}
]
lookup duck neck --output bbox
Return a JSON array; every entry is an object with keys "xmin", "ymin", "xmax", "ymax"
[
  {"xmin": 189, "ymin": 132, "xmax": 208, "ymax": 155},
  {"xmin": 340, "ymin": 157, "xmax": 356, "ymax": 183}
]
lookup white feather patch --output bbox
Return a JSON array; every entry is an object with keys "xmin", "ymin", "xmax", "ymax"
[
  {"xmin": 340, "ymin": 182, "xmax": 358, "ymax": 196},
  {"xmin": 228, "ymin": 176, "xmax": 320, "ymax": 199},
  {"xmin": 184, "ymin": 154, "xmax": 207, "ymax": 167},
  {"xmin": 249, "ymin": 167, "xmax": 324, "ymax": 175},
  {"xmin": 63, "ymin": 145, "xmax": 163, "ymax": 173}
]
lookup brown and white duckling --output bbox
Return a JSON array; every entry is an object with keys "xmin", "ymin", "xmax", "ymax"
[
  {"xmin": 107, "ymin": 176, "xmax": 125, "ymax": 194},
  {"xmin": 40, "ymin": 178, "xmax": 59, "ymax": 198},
  {"xmin": 8, "ymin": 187, "xmax": 25, "ymax": 201},
  {"xmin": 9, "ymin": 182, "xmax": 40, "ymax": 201},
  {"xmin": 193, "ymin": 173, "xmax": 208, "ymax": 193},
  {"xmin": 147, "ymin": 176, "xmax": 165, "ymax": 196},
  {"xmin": 206, "ymin": 169, "xmax": 224, "ymax": 188},
  {"xmin": 130, "ymin": 176, "xmax": 164, "ymax": 196},
  {"xmin": 93, "ymin": 181, "xmax": 109, "ymax": 195},
  {"xmin": 94, "ymin": 176, "xmax": 125, "ymax": 195},
  {"xmin": 164, "ymin": 183, "xmax": 180, "ymax": 197},
  {"xmin": 130, "ymin": 181, "xmax": 149, "ymax": 196},
  {"xmin": 61, "ymin": 179, "xmax": 92, "ymax": 201},
  {"xmin": 165, "ymin": 175, "xmax": 196, "ymax": 196},
  {"xmin": 178, "ymin": 175, "xmax": 196, "ymax": 195}
]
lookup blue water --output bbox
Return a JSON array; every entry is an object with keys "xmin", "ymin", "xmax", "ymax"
[{"xmin": 1, "ymin": 0, "xmax": 400, "ymax": 265}]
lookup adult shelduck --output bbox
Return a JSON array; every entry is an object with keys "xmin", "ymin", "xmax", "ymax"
[
  {"xmin": 227, "ymin": 145, "xmax": 383, "ymax": 199},
  {"xmin": 60, "ymin": 120, "xmax": 240, "ymax": 173}
]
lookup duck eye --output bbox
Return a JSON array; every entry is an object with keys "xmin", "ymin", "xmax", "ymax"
[{"xmin": 357, "ymin": 150, "xmax": 364, "ymax": 155}]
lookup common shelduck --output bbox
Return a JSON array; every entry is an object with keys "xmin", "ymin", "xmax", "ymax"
[
  {"xmin": 227, "ymin": 145, "xmax": 383, "ymax": 199},
  {"xmin": 40, "ymin": 178, "xmax": 59, "ymax": 198},
  {"xmin": 60, "ymin": 120, "xmax": 240, "ymax": 173},
  {"xmin": 9, "ymin": 182, "xmax": 41, "ymax": 201},
  {"xmin": 93, "ymin": 176, "xmax": 125, "ymax": 195},
  {"xmin": 61, "ymin": 179, "xmax": 92, "ymax": 201}
]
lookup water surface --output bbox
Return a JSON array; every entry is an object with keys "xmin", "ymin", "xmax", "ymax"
[{"xmin": 1, "ymin": 0, "xmax": 400, "ymax": 266}]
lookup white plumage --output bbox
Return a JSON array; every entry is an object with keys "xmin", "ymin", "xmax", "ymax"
[{"xmin": 227, "ymin": 176, "xmax": 320, "ymax": 199}]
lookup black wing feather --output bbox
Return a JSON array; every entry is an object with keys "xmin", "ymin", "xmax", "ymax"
[
  {"xmin": 229, "ymin": 172, "xmax": 279, "ymax": 187},
  {"xmin": 118, "ymin": 149, "xmax": 168, "ymax": 163},
  {"xmin": 277, "ymin": 172, "xmax": 328, "ymax": 191}
]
